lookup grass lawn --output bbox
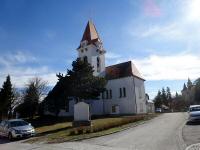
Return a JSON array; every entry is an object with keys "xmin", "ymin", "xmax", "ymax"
[{"xmin": 24, "ymin": 114, "xmax": 158, "ymax": 144}]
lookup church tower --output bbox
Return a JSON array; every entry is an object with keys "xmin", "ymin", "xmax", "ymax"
[{"xmin": 77, "ymin": 20, "xmax": 106, "ymax": 76}]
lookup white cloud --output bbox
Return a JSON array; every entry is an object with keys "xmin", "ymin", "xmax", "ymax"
[
  {"xmin": 0, "ymin": 51, "xmax": 59, "ymax": 88},
  {"xmin": 127, "ymin": 0, "xmax": 200, "ymax": 42},
  {"xmin": 0, "ymin": 51, "xmax": 37, "ymax": 67},
  {"xmin": 0, "ymin": 66, "xmax": 58, "ymax": 88},
  {"xmin": 185, "ymin": 0, "xmax": 200, "ymax": 22},
  {"xmin": 132, "ymin": 53, "xmax": 200, "ymax": 80},
  {"xmin": 134, "ymin": 23, "xmax": 184, "ymax": 40},
  {"xmin": 106, "ymin": 52, "xmax": 121, "ymax": 59}
]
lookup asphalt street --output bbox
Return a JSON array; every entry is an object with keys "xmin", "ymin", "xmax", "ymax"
[{"xmin": 0, "ymin": 113, "xmax": 192, "ymax": 150}]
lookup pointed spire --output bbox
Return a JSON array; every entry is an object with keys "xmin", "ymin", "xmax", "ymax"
[
  {"xmin": 187, "ymin": 77, "xmax": 193, "ymax": 90},
  {"xmin": 183, "ymin": 83, "xmax": 187, "ymax": 91},
  {"xmin": 81, "ymin": 20, "xmax": 101, "ymax": 43}
]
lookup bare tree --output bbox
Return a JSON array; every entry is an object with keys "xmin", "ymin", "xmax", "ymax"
[{"xmin": 16, "ymin": 77, "xmax": 48, "ymax": 118}]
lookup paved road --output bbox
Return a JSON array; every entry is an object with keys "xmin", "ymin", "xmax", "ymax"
[
  {"xmin": 0, "ymin": 113, "xmax": 187, "ymax": 150},
  {"xmin": 183, "ymin": 120, "xmax": 200, "ymax": 146}
]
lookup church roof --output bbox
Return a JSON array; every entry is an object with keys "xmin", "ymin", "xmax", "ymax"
[
  {"xmin": 81, "ymin": 20, "xmax": 100, "ymax": 42},
  {"xmin": 105, "ymin": 61, "xmax": 145, "ymax": 81}
]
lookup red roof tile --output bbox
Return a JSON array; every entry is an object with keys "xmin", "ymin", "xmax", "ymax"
[{"xmin": 105, "ymin": 61, "xmax": 145, "ymax": 81}]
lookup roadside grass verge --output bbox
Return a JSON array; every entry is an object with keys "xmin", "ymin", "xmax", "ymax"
[{"xmin": 24, "ymin": 113, "xmax": 158, "ymax": 144}]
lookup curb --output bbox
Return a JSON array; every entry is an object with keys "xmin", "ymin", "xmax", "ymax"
[
  {"xmin": 186, "ymin": 143, "xmax": 200, "ymax": 150},
  {"xmin": 178, "ymin": 118, "xmax": 187, "ymax": 150}
]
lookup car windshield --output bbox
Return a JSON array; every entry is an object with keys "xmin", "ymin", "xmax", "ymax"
[
  {"xmin": 10, "ymin": 121, "xmax": 29, "ymax": 127},
  {"xmin": 190, "ymin": 107, "xmax": 200, "ymax": 112}
]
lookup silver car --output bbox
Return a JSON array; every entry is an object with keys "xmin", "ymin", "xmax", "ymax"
[
  {"xmin": 188, "ymin": 105, "xmax": 200, "ymax": 122},
  {"xmin": 0, "ymin": 119, "xmax": 35, "ymax": 140}
]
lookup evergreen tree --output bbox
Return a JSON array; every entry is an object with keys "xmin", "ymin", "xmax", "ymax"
[
  {"xmin": 68, "ymin": 58, "xmax": 107, "ymax": 102},
  {"xmin": 161, "ymin": 87, "xmax": 168, "ymax": 106},
  {"xmin": 187, "ymin": 78, "xmax": 193, "ymax": 90},
  {"xmin": 154, "ymin": 90, "xmax": 162, "ymax": 108},
  {"xmin": 183, "ymin": 83, "xmax": 187, "ymax": 91},
  {"xmin": 44, "ymin": 73, "xmax": 70, "ymax": 116},
  {"xmin": 194, "ymin": 78, "xmax": 200, "ymax": 104},
  {"xmin": 166, "ymin": 87, "xmax": 172, "ymax": 109},
  {"xmin": 44, "ymin": 58, "xmax": 107, "ymax": 116},
  {"xmin": 175, "ymin": 91, "xmax": 179, "ymax": 98},
  {"xmin": 0, "ymin": 75, "xmax": 14, "ymax": 119}
]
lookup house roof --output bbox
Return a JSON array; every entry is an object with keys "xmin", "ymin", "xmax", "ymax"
[{"xmin": 105, "ymin": 61, "xmax": 145, "ymax": 81}]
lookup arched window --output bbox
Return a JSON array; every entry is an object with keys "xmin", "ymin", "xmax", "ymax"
[
  {"xmin": 83, "ymin": 56, "xmax": 88, "ymax": 63},
  {"xmin": 97, "ymin": 57, "xmax": 100, "ymax": 72}
]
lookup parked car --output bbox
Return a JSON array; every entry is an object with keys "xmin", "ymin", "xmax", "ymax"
[
  {"xmin": 155, "ymin": 108, "xmax": 162, "ymax": 113},
  {"xmin": 0, "ymin": 119, "xmax": 35, "ymax": 140},
  {"xmin": 188, "ymin": 105, "xmax": 200, "ymax": 122}
]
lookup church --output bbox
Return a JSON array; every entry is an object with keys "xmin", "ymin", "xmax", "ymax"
[{"xmin": 53, "ymin": 20, "xmax": 147, "ymax": 116}]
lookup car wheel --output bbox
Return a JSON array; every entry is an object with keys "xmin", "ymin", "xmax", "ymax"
[{"xmin": 8, "ymin": 133, "xmax": 13, "ymax": 141}]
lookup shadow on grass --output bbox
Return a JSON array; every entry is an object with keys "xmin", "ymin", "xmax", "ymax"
[
  {"xmin": 25, "ymin": 115, "xmax": 73, "ymax": 128},
  {"xmin": 35, "ymin": 126, "xmax": 72, "ymax": 137}
]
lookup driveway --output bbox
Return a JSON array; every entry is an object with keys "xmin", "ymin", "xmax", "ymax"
[{"xmin": 0, "ymin": 113, "xmax": 187, "ymax": 150}]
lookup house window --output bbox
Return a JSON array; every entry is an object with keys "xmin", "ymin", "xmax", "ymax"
[
  {"xmin": 85, "ymin": 48, "xmax": 88, "ymax": 51},
  {"xmin": 81, "ymin": 49, "xmax": 84, "ymax": 53},
  {"xmin": 97, "ymin": 57, "xmax": 100, "ymax": 72},
  {"xmin": 123, "ymin": 87, "xmax": 126, "ymax": 97},
  {"xmin": 119, "ymin": 88, "xmax": 122, "ymax": 98},
  {"xmin": 109, "ymin": 89, "xmax": 112, "ymax": 99},
  {"xmin": 106, "ymin": 90, "xmax": 109, "ymax": 99},
  {"xmin": 112, "ymin": 106, "xmax": 116, "ymax": 113},
  {"xmin": 83, "ymin": 56, "xmax": 88, "ymax": 63}
]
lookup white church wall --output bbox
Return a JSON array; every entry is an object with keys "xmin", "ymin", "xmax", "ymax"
[
  {"xmin": 84, "ymin": 99, "xmax": 104, "ymax": 115},
  {"xmin": 58, "ymin": 100, "xmax": 75, "ymax": 117},
  {"xmin": 134, "ymin": 77, "xmax": 147, "ymax": 114},
  {"xmin": 103, "ymin": 76, "xmax": 137, "ymax": 114}
]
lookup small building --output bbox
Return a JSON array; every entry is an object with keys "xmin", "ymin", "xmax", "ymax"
[{"xmin": 147, "ymin": 100, "xmax": 155, "ymax": 113}]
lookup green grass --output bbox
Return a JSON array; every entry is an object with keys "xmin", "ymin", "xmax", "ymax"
[{"xmin": 24, "ymin": 114, "xmax": 158, "ymax": 144}]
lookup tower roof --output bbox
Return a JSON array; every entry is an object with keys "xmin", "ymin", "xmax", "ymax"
[{"xmin": 81, "ymin": 20, "xmax": 101, "ymax": 43}]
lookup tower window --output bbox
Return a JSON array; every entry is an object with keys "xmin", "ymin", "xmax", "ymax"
[
  {"xmin": 106, "ymin": 90, "xmax": 109, "ymax": 99},
  {"xmin": 97, "ymin": 57, "xmax": 100, "ymax": 72},
  {"xmin": 119, "ymin": 88, "xmax": 122, "ymax": 98},
  {"xmin": 123, "ymin": 87, "xmax": 126, "ymax": 97},
  {"xmin": 83, "ymin": 56, "xmax": 88, "ymax": 63},
  {"xmin": 110, "ymin": 89, "xmax": 112, "ymax": 99}
]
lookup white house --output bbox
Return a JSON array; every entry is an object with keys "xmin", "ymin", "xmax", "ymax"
[{"xmin": 49, "ymin": 20, "xmax": 147, "ymax": 116}]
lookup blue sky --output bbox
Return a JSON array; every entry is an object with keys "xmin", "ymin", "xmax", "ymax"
[{"xmin": 0, "ymin": 0, "xmax": 200, "ymax": 99}]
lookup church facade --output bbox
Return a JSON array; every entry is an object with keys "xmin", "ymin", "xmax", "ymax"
[{"xmin": 55, "ymin": 21, "xmax": 147, "ymax": 116}]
